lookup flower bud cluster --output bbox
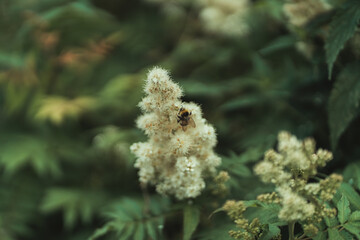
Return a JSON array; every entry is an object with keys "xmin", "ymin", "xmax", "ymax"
[
  {"xmin": 130, "ymin": 67, "xmax": 221, "ymax": 199},
  {"xmin": 222, "ymin": 200, "xmax": 261, "ymax": 240},
  {"xmin": 283, "ymin": 0, "xmax": 332, "ymax": 28},
  {"xmin": 212, "ymin": 171, "xmax": 230, "ymax": 196},
  {"xmin": 254, "ymin": 131, "xmax": 342, "ymax": 224},
  {"xmin": 303, "ymin": 224, "xmax": 318, "ymax": 237}
]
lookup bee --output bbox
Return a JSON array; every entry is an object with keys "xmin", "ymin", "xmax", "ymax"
[{"xmin": 177, "ymin": 107, "xmax": 196, "ymax": 131}]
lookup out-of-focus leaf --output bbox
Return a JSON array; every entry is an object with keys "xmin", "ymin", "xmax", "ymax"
[
  {"xmin": 221, "ymin": 94, "xmax": 266, "ymax": 111},
  {"xmin": 343, "ymin": 163, "xmax": 360, "ymax": 190},
  {"xmin": 259, "ymin": 35, "xmax": 296, "ymax": 55},
  {"xmin": 0, "ymin": 133, "xmax": 61, "ymax": 177},
  {"xmin": 328, "ymin": 63, "xmax": 360, "ymax": 149},
  {"xmin": 35, "ymin": 96, "xmax": 96, "ymax": 125},
  {"xmin": 325, "ymin": 0, "xmax": 360, "ymax": 78},
  {"xmin": 221, "ymin": 152, "xmax": 252, "ymax": 177},
  {"xmin": 183, "ymin": 205, "xmax": 200, "ymax": 240},
  {"xmin": 89, "ymin": 197, "xmax": 169, "ymax": 240},
  {"xmin": 0, "ymin": 52, "xmax": 24, "ymax": 68},
  {"xmin": 41, "ymin": 188, "xmax": 106, "ymax": 230},
  {"xmin": 0, "ymin": 177, "xmax": 42, "ymax": 238},
  {"xmin": 196, "ymin": 223, "xmax": 233, "ymax": 240},
  {"xmin": 98, "ymin": 74, "xmax": 142, "ymax": 118},
  {"xmin": 182, "ymin": 81, "xmax": 230, "ymax": 97}
]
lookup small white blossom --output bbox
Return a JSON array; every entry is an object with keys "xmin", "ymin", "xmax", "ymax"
[{"xmin": 131, "ymin": 67, "xmax": 221, "ymax": 199}]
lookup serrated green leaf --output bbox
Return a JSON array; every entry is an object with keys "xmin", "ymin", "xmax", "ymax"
[
  {"xmin": 325, "ymin": 217, "xmax": 339, "ymax": 228},
  {"xmin": 344, "ymin": 222, "xmax": 360, "ymax": 239},
  {"xmin": 349, "ymin": 211, "xmax": 360, "ymax": 222},
  {"xmin": 328, "ymin": 63, "xmax": 360, "ymax": 149},
  {"xmin": 259, "ymin": 224, "xmax": 280, "ymax": 240},
  {"xmin": 340, "ymin": 230, "xmax": 355, "ymax": 240},
  {"xmin": 256, "ymin": 203, "xmax": 282, "ymax": 225},
  {"xmin": 337, "ymin": 195, "xmax": 351, "ymax": 224},
  {"xmin": 338, "ymin": 183, "xmax": 360, "ymax": 209},
  {"xmin": 325, "ymin": 0, "xmax": 360, "ymax": 78},
  {"xmin": 313, "ymin": 231, "xmax": 327, "ymax": 240},
  {"xmin": 328, "ymin": 228, "xmax": 346, "ymax": 240},
  {"xmin": 183, "ymin": 205, "xmax": 200, "ymax": 240}
]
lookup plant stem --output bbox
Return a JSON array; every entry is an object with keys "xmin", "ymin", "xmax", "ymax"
[{"xmin": 288, "ymin": 221, "xmax": 295, "ymax": 240}]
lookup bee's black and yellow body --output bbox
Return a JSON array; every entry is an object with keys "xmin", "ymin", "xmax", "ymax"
[{"xmin": 177, "ymin": 107, "xmax": 196, "ymax": 130}]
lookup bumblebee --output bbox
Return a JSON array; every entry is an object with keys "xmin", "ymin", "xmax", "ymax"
[{"xmin": 177, "ymin": 107, "xmax": 196, "ymax": 131}]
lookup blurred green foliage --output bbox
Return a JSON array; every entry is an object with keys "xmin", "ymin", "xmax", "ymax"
[{"xmin": 1, "ymin": 0, "xmax": 360, "ymax": 239}]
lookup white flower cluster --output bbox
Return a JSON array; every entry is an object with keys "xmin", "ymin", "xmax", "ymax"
[
  {"xmin": 283, "ymin": 0, "xmax": 332, "ymax": 27},
  {"xmin": 130, "ymin": 67, "xmax": 221, "ymax": 199},
  {"xmin": 197, "ymin": 0, "xmax": 250, "ymax": 37},
  {"xmin": 254, "ymin": 131, "xmax": 341, "ymax": 222},
  {"xmin": 277, "ymin": 186, "xmax": 315, "ymax": 221}
]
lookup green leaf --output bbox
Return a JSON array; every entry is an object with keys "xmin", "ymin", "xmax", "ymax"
[
  {"xmin": 196, "ymin": 223, "xmax": 233, "ymax": 240},
  {"xmin": 0, "ymin": 133, "xmax": 61, "ymax": 177},
  {"xmin": 145, "ymin": 221, "xmax": 157, "ymax": 240},
  {"xmin": 340, "ymin": 230, "xmax": 356, "ymax": 240},
  {"xmin": 259, "ymin": 224, "xmax": 280, "ymax": 240},
  {"xmin": 349, "ymin": 211, "xmax": 360, "ymax": 222},
  {"xmin": 325, "ymin": 216, "xmax": 339, "ymax": 228},
  {"xmin": 344, "ymin": 222, "xmax": 360, "ymax": 239},
  {"xmin": 88, "ymin": 223, "xmax": 114, "ymax": 240},
  {"xmin": 343, "ymin": 163, "xmax": 360, "ymax": 190},
  {"xmin": 325, "ymin": 0, "xmax": 360, "ymax": 78},
  {"xmin": 259, "ymin": 35, "xmax": 296, "ymax": 55},
  {"xmin": 183, "ymin": 205, "xmax": 200, "ymax": 240},
  {"xmin": 134, "ymin": 223, "xmax": 145, "ymax": 240},
  {"xmin": 313, "ymin": 231, "xmax": 327, "ymax": 240},
  {"xmin": 256, "ymin": 203, "xmax": 283, "ymax": 225},
  {"xmin": 41, "ymin": 188, "xmax": 106, "ymax": 230},
  {"xmin": 338, "ymin": 183, "xmax": 360, "ymax": 209},
  {"xmin": 328, "ymin": 228, "xmax": 346, "ymax": 240},
  {"xmin": 337, "ymin": 195, "xmax": 351, "ymax": 224},
  {"xmin": 89, "ymin": 197, "xmax": 169, "ymax": 240},
  {"xmin": 328, "ymin": 63, "xmax": 360, "ymax": 149}
]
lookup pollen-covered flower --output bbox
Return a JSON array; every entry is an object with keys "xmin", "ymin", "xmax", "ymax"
[{"xmin": 130, "ymin": 67, "xmax": 221, "ymax": 199}]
